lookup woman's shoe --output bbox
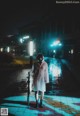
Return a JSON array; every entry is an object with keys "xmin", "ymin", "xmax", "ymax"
[
  {"xmin": 39, "ymin": 99, "xmax": 43, "ymax": 108},
  {"xmin": 35, "ymin": 100, "xmax": 39, "ymax": 108}
]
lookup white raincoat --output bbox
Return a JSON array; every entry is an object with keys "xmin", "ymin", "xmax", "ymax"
[{"xmin": 32, "ymin": 61, "xmax": 49, "ymax": 92}]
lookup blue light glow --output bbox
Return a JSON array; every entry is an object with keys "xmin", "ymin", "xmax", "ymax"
[
  {"xmin": 20, "ymin": 38, "xmax": 23, "ymax": 43},
  {"xmin": 23, "ymin": 35, "xmax": 29, "ymax": 39},
  {"xmin": 51, "ymin": 40, "xmax": 60, "ymax": 46},
  {"xmin": 53, "ymin": 50, "xmax": 56, "ymax": 53},
  {"xmin": 48, "ymin": 59, "xmax": 62, "ymax": 81},
  {"xmin": 58, "ymin": 43, "xmax": 62, "ymax": 46},
  {"xmin": 50, "ymin": 40, "xmax": 62, "ymax": 47},
  {"xmin": 50, "ymin": 64, "xmax": 61, "ymax": 77},
  {"xmin": 1, "ymin": 95, "xmax": 80, "ymax": 116}
]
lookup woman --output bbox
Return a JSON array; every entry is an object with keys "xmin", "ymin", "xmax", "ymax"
[{"xmin": 32, "ymin": 53, "xmax": 49, "ymax": 108}]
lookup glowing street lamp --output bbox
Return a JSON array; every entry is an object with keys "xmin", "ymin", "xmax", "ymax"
[
  {"xmin": 53, "ymin": 50, "xmax": 56, "ymax": 53},
  {"xmin": 7, "ymin": 47, "xmax": 10, "ymax": 53},
  {"xmin": 71, "ymin": 49, "xmax": 74, "ymax": 54},
  {"xmin": 53, "ymin": 40, "xmax": 60, "ymax": 46},
  {"xmin": 19, "ymin": 38, "xmax": 23, "ymax": 43},
  {"xmin": 29, "ymin": 40, "xmax": 34, "ymax": 67},
  {"xmin": 58, "ymin": 43, "xmax": 62, "ymax": 46},
  {"xmin": 23, "ymin": 35, "xmax": 30, "ymax": 39},
  {"xmin": 50, "ymin": 40, "xmax": 62, "ymax": 47},
  {"xmin": 0, "ymin": 48, "xmax": 3, "ymax": 52},
  {"xmin": 29, "ymin": 41, "xmax": 34, "ymax": 56},
  {"xmin": 19, "ymin": 35, "xmax": 30, "ymax": 43}
]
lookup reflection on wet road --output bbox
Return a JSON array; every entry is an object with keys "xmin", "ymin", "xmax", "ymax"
[
  {"xmin": 44, "ymin": 58, "xmax": 62, "ymax": 95},
  {"xmin": 45, "ymin": 57, "xmax": 80, "ymax": 96},
  {"xmin": 48, "ymin": 58, "xmax": 62, "ymax": 81}
]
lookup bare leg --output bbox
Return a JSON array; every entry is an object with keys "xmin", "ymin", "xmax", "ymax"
[
  {"xmin": 40, "ymin": 91, "xmax": 44, "ymax": 100},
  {"xmin": 40, "ymin": 91, "xmax": 44, "ymax": 108},
  {"xmin": 35, "ymin": 91, "xmax": 39, "ymax": 100}
]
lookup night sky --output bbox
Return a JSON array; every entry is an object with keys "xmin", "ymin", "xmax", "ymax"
[{"xmin": 0, "ymin": 1, "xmax": 80, "ymax": 37}]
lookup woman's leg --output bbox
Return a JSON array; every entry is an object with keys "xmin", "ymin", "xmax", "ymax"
[
  {"xmin": 40, "ymin": 91, "xmax": 44, "ymax": 99},
  {"xmin": 35, "ymin": 91, "xmax": 39, "ymax": 100},
  {"xmin": 35, "ymin": 91, "xmax": 39, "ymax": 108},
  {"xmin": 40, "ymin": 91, "xmax": 44, "ymax": 107}
]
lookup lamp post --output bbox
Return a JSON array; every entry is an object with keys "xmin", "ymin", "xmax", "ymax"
[{"xmin": 27, "ymin": 71, "xmax": 30, "ymax": 106}]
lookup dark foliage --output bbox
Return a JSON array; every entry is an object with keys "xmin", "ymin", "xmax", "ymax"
[{"xmin": 0, "ymin": 52, "xmax": 14, "ymax": 63}]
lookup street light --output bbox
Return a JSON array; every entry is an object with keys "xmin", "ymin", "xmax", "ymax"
[
  {"xmin": 29, "ymin": 41, "xmax": 34, "ymax": 56},
  {"xmin": 7, "ymin": 47, "xmax": 10, "ymax": 53},
  {"xmin": 19, "ymin": 35, "xmax": 30, "ymax": 43},
  {"xmin": 19, "ymin": 38, "xmax": 23, "ymax": 43},
  {"xmin": 23, "ymin": 35, "xmax": 30, "ymax": 39},
  {"xmin": 29, "ymin": 40, "xmax": 34, "ymax": 67},
  {"xmin": 0, "ymin": 48, "xmax": 3, "ymax": 52},
  {"xmin": 50, "ymin": 40, "xmax": 62, "ymax": 47}
]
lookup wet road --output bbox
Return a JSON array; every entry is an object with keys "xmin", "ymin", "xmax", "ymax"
[{"xmin": 0, "ymin": 57, "xmax": 80, "ymax": 98}]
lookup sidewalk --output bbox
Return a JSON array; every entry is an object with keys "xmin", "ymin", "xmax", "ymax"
[{"xmin": 0, "ymin": 92, "xmax": 80, "ymax": 116}]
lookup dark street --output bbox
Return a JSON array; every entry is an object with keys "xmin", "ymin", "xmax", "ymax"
[
  {"xmin": 0, "ymin": 57, "xmax": 80, "ymax": 116},
  {"xmin": 1, "ymin": 57, "xmax": 80, "ymax": 97}
]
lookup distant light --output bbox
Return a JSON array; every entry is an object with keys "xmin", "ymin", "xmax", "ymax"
[
  {"xmin": 19, "ymin": 35, "xmax": 29, "ymax": 43},
  {"xmin": 50, "ymin": 44, "xmax": 53, "ymax": 47},
  {"xmin": 69, "ymin": 51, "xmax": 70, "ymax": 53},
  {"xmin": 23, "ymin": 35, "xmax": 29, "ymax": 39},
  {"xmin": 7, "ymin": 47, "xmax": 10, "ymax": 53},
  {"xmin": 7, "ymin": 35, "xmax": 13, "ymax": 37},
  {"xmin": 53, "ymin": 40, "xmax": 60, "ymax": 46},
  {"xmin": 53, "ymin": 50, "xmax": 56, "ymax": 53},
  {"xmin": 20, "ymin": 38, "xmax": 23, "ymax": 43},
  {"xmin": 0, "ymin": 48, "xmax": 3, "ymax": 52},
  {"xmin": 58, "ymin": 43, "xmax": 62, "ymax": 46},
  {"xmin": 34, "ymin": 49, "xmax": 36, "ymax": 52},
  {"xmin": 71, "ymin": 49, "xmax": 74, "ymax": 54},
  {"xmin": 13, "ymin": 49, "xmax": 15, "ymax": 52},
  {"xmin": 29, "ymin": 41, "xmax": 34, "ymax": 56},
  {"xmin": 50, "ymin": 40, "xmax": 61, "ymax": 47}
]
